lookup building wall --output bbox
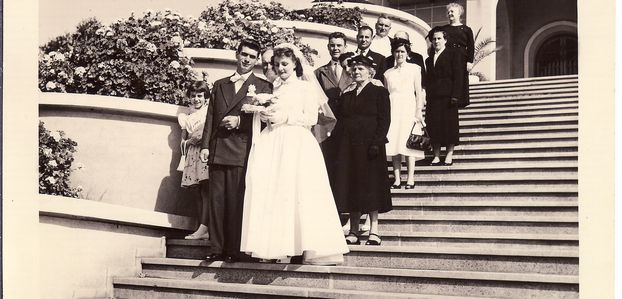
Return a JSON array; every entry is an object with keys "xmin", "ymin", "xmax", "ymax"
[
  {"xmin": 38, "ymin": 194, "xmax": 194, "ymax": 299},
  {"xmin": 496, "ymin": 0, "xmax": 577, "ymax": 79},
  {"xmin": 386, "ymin": 0, "xmax": 467, "ymax": 29}
]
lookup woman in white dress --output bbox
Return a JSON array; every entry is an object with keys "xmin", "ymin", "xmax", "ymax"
[
  {"xmin": 240, "ymin": 43, "xmax": 349, "ymax": 265},
  {"xmin": 384, "ymin": 38, "xmax": 426, "ymax": 189}
]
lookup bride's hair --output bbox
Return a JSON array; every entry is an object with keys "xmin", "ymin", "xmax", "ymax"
[{"xmin": 271, "ymin": 47, "xmax": 304, "ymax": 77}]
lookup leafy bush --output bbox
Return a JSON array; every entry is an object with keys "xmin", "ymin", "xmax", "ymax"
[
  {"xmin": 39, "ymin": 121, "xmax": 81, "ymax": 198},
  {"xmin": 289, "ymin": 3, "xmax": 362, "ymax": 30},
  {"xmin": 39, "ymin": 0, "xmax": 363, "ymax": 105}
]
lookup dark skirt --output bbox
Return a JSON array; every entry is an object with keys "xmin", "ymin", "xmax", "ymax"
[
  {"xmin": 329, "ymin": 141, "xmax": 392, "ymax": 214},
  {"xmin": 425, "ymin": 96, "xmax": 460, "ymax": 146}
]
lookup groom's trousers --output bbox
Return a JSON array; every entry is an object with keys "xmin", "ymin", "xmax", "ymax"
[{"xmin": 207, "ymin": 164, "xmax": 246, "ymax": 258}]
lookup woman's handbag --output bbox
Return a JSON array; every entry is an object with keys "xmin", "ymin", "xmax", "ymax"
[{"xmin": 406, "ymin": 121, "xmax": 431, "ymax": 151}]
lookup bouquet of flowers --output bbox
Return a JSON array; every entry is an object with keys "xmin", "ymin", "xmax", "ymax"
[{"xmin": 241, "ymin": 84, "xmax": 277, "ymax": 113}]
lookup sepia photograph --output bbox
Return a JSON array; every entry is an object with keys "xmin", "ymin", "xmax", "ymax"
[{"xmin": 2, "ymin": 0, "xmax": 615, "ymax": 298}]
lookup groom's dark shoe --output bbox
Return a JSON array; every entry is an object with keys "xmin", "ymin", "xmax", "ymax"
[
  {"xmin": 224, "ymin": 255, "xmax": 238, "ymax": 263},
  {"xmin": 205, "ymin": 253, "xmax": 225, "ymax": 262}
]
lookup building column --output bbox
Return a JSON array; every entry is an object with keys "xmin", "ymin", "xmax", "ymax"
[{"xmin": 466, "ymin": 0, "xmax": 498, "ymax": 81}]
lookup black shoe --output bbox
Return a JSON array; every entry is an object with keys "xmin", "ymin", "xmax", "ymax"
[
  {"xmin": 430, "ymin": 160, "xmax": 442, "ymax": 166},
  {"xmin": 290, "ymin": 256, "xmax": 304, "ymax": 264},
  {"xmin": 205, "ymin": 253, "xmax": 225, "ymax": 262},
  {"xmin": 365, "ymin": 233, "xmax": 382, "ymax": 246},
  {"xmin": 224, "ymin": 255, "xmax": 238, "ymax": 263},
  {"xmin": 345, "ymin": 232, "xmax": 361, "ymax": 245},
  {"xmin": 404, "ymin": 183, "xmax": 415, "ymax": 189},
  {"xmin": 390, "ymin": 184, "xmax": 401, "ymax": 189},
  {"xmin": 443, "ymin": 161, "xmax": 453, "ymax": 166}
]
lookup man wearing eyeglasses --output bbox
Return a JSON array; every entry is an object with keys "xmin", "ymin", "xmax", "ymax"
[{"xmin": 200, "ymin": 39, "xmax": 273, "ymax": 264}]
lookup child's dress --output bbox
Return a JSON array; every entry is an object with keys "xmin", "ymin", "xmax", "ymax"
[{"xmin": 178, "ymin": 105, "xmax": 209, "ymax": 187}]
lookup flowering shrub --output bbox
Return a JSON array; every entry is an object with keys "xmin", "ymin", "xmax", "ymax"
[
  {"xmin": 39, "ymin": 121, "xmax": 82, "ymax": 198},
  {"xmin": 40, "ymin": 14, "xmax": 198, "ymax": 105},
  {"xmin": 202, "ymin": 0, "xmax": 362, "ymax": 30},
  {"xmin": 39, "ymin": 1, "xmax": 363, "ymax": 105},
  {"xmin": 289, "ymin": 3, "xmax": 362, "ymax": 30}
]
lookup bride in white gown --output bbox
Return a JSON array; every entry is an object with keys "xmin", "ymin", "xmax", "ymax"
[{"xmin": 240, "ymin": 43, "xmax": 349, "ymax": 265}]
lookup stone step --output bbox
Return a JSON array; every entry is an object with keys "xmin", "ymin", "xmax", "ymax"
[
  {"xmin": 444, "ymin": 151, "xmax": 577, "ymax": 163},
  {"xmin": 345, "ymin": 245, "xmax": 578, "ymax": 274},
  {"xmin": 453, "ymin": 140, "xmax": 577, "ymax": 152},
  {"xmin": 458, "ymin": 131, "xmax": 577, "ymax": 144},
  {"xmin": 460, "ymin": 124, "xmax": 578, "ymax": 136},
  {"xmin": 460, "ymin": 102, "xmax": 578, "ymax": 115},
  {"xmin": 355, "ymin": 231, "xmax": 578, "ymax": 250},
  {"xmin": 136, "ymin": 258, "xmax": 578, "ymax": 298},
  {"xmin": 391, "ymin": 160, "xmax": 578, "ymax": 173},
  {"xmin": 470, "ymin": 83, "xmax": 578, "ymax": 95},
  {"xmin": 390, "ymin": 196, "xmax": 577, "ymax": 206},
  {"xmin": 469, "ymin": 88, "xmax": 578, "ymax": 99},
  {"xmin": 390, "ymin": 192, "xmax": 576, "ymax": 202},
  {"xmin": 387, "ymin": 204, "xmax": 577, "ymax": 218},
  {"xmin": 459, "ymin": 115, "xmax": 577, "ymax": 128},
  {"xmin": 390, "ymin": 184, "xmax": 577, "ymax": 194},
  {"xmin": 377, "ymin": 214, "xmax": 578, "ymax": 235},
  {"xmin": 457, "ymin": 108, "xmax": 577, "ymax": 121},
  {"xmin": 113, "ymin": 277, "xmax": 480, "ymax": 299},
  {"xmin": 470, "ymin": 75, "xmax": 577, "ymax": 88},
  {"xmin": 465, "ymin": 93, "xmax": 577, "ymax": 107},
  {"xmin": 469, "ymin": 80, "xmax": 578, "ymax": 92},
  {"xmin": 399, "ymin": 173, "xmax": 577, "ymax": 185}
]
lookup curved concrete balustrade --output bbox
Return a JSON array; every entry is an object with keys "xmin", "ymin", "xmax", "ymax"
[
  {"xmin": 39, "ymin": 92, "xmax": 198, "ymax": 218},
  {"xmin": 339, "ymin": 2, "xmax": 431, "ymax": 57},
  {"xmin": 185, "ymin": 5, "xmax": 431, "ymax": 82}
]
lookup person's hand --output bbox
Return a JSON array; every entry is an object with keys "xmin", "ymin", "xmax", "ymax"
[
  {"xmin": 200, "ymin": 149, "xmax": 209, "ymax": 162},
  {"xmin": 466, "ymin": 62, "xmax": 474, "ymax": 72},
  {"xmin": 367, "ymin": 144, "xmax": 380, "ymax": 159},
  {"xmin": 221, "ymin": 116, "xmax": 240, "ymax": 130},
  {"xmin": 450, "ymin": 97, "xmax": 460, "ymax": 106},
  {"xmin": 415, "ymin": 111, "xmax": 424, "ymax": 124},
  {"xmin": 260, "ymin": 107, "xmax": 286, "ymax": 125}
]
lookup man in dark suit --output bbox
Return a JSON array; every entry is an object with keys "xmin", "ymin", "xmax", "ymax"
[
  {"xmin": 355, "ymin": 25, "xmax": 387, "ymax": 81},
  {"xmin": 200, "ymin": 39, "xmax": 272, "ymax": 263},
  {"xmin": 424, "ymin": 29, "xmax": 465, "ymax": 166},
  {"xmin": 386, "ymin": 31, "xmax": 426, "ymax": 85},
  {"xmin": 314, "ymin": 32, "xmax": 353, "ymax": 112}
]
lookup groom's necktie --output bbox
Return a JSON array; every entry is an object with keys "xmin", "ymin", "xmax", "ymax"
[{"xmin": 231, "ymin": 73, "xmax": 245, "ymax": 93}]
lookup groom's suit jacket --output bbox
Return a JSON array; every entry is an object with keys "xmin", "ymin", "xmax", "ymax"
[{"xmin": 201, "ymin": 73, "xmax": 272, "ymax": 167}]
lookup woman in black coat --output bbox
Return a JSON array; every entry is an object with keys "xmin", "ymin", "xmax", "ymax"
[
  {"xmin": 425, "ymin": 29, "xmax": 465, "ymax": 166},
  {"xmin": 329, "ymin": 55, "xmax": 391, "ymax": 246},
  {"xmin": 440, "ymin": 2, "xmax": 474, "ymax": 107}
]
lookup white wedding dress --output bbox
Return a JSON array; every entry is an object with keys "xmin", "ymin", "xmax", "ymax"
[{"xmin": 240, "ymin": 76, "xmax": 349, "ymax": 264}]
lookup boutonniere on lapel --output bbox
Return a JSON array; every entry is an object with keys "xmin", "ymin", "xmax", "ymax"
[{"xmin": 247, "ymin": 85, "xmax": 256, "ymax": 96}]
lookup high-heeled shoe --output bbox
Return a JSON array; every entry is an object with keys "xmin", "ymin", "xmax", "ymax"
[
  {"xmin": 365, "ymin": 233, "xmax": 382, "ymax": 246},
  {"xmin": 185, "ymin": 233, "xmax": 209, "ymax": 240},
  {"xmin": 345, "ymin": 232, "xmax": 361, "ymax": 245},
  {"xmin": 404, "ymin": 183, "xmax": 415, "ymax": 189}
]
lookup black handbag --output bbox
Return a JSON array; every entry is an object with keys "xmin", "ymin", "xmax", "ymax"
[{"xmin": 406, "ymin": 121, "xmax": 431, "ymax": 151}]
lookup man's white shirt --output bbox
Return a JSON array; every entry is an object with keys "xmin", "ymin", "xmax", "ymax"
[{"xmin": 370, "ymin": 35, "xmax": 392, "ymax": 57}]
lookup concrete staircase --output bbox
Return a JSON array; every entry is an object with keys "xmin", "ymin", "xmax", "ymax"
[{"xmin": 113, "ymin": 75, "xmax": 579, "ymax": 298}]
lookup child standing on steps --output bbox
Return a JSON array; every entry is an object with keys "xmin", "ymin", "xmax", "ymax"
[{"xmin": 178, "ymin": 81, "xmax": 211, "ymax": 239}]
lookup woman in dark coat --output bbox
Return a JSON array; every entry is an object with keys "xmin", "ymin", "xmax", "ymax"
[
  {"xmin": 329, "ymin": 55, "xmax": 391, "ymax": 246},
  {"xmin": 440, "ymin": 2, "xmax": 474, "ymax": 108},
  {"xmin": 425, "ymin": 29, "xmax": 465, "ymax": 166}
]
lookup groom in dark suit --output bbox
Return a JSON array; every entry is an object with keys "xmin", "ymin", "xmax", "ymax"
[{"xmin": 200, "ymin": 39, "xmax": 272, "ymax": 263}]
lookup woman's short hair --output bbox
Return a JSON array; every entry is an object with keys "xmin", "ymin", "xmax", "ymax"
[
  {"xmin": 446, "ymin": 3, "xmax": 465, "ymax": 17},
  {"xmin": 391, "ymin": 38, "xmax": 411, "ymax": 54},
  {"xmin": 187, "ymin": 81, "xmax": 210, "ymax": 98},
  {"xmin": 271, "ymin": 47, "xmax": 304, "ymax": 77}
]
